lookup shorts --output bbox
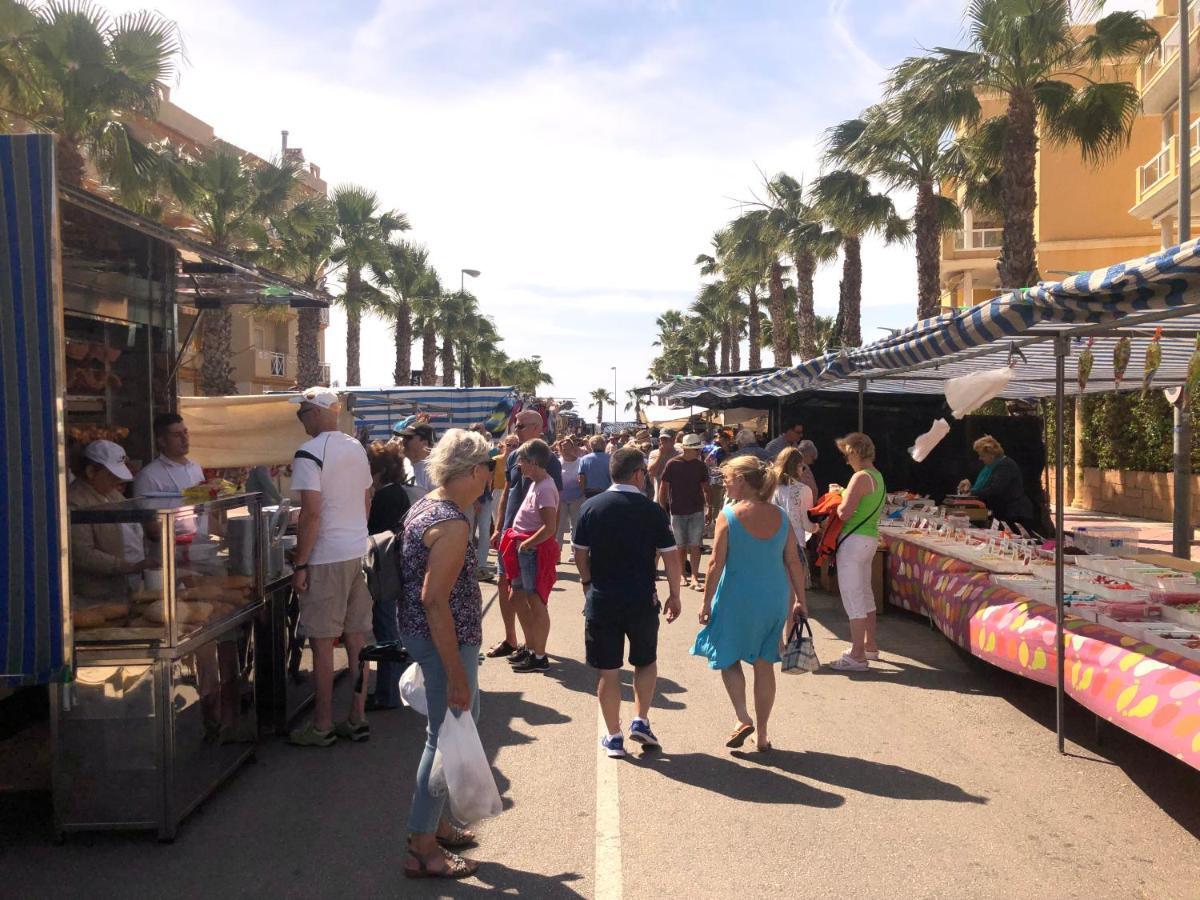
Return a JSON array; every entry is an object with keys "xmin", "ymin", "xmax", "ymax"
[
  {"xmin": 671, "ymin": 511, "xmax": 705, "ymax": 547},
  {"xmin": 298, "ymin": 557, "xmax": 374, "ymax": 639},
  {"xmin": 515, "ymin": 548, "xmax": 539, "ymax": 593},
  {"xmin": 585, "ymin": 597, "xmax": 660, "ymax": 670}
]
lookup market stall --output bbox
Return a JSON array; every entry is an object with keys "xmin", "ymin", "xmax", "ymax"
[
  {"xmin": 346, "ymin": 385, "xmax": 516, "ymax": 442},
  {"xmin": 661, "ymin": 238, "xmax": 1200, "ymax": 766}
]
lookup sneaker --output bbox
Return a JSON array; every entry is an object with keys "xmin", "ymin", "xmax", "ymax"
[
  {"xmin": 512, "ymin": 654, "xmax": 549, "ymax": 673},
  {"xmin": 334, "ymin": 719, "xmax": 370, "ymax": 742},
  {"xmin": 829, "ymin": 652, "xmax": 869, "ymax": 672},
  {"xmin": 864, "ymin": 650, "xmax": 880, "ymax": 661},
  {"xmin": 628, "ymin": 719, "xmax": 660, "ymax": 749},
  {"xmin": 507, "ymin": 647, "xmax": 530, "ymax": 665},
  {"xmin": 601, "ymin": 734, "xmax": 627, "ymax": 758},
  {"xmin": 289, "ymin": 722, "xmax": 336, "ymax": 747}
]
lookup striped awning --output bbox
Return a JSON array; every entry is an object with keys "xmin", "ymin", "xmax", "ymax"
[
  {"xmin": 347, "ymin": 386, "xmax": 517, "ymax": 442},
  {"xmin": 662, "ymin": 239, "xmax": 1200, "ymax": 402}
]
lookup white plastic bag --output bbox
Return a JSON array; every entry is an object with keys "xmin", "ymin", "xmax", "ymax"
[
  {"xmin": 437, "ymin": 709, "xmax": 503, "ymax": 823},
  {"xmin": 399, "ymin": 663, "xmax": 427, "ymax": 715},
  {"xmin": 944, "ymin": 367, "xmax": 1013, "ymax": 419},
  {"xmin": 909, "ymin": 417, "xmax": 950, "ymax": 462}
]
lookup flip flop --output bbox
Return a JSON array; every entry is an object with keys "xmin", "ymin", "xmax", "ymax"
[{"xmin": 725, "ymin": 723, "xmax": 755, "ymax": 748}]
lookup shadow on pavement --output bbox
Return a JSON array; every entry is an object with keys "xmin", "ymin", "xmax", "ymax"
[
  {"xmin": 462, "ymin": 865, "xmax": 586, "ymax": 898},
  {"xmin": 543, "ymin": 656, "xmax": 687, "ymax": 710},
  {"xmin": 630, "ymin": 751, "xmax": 844, "ymax": 808},
  {"xmin": 730, "ymin": 749, "xmax": 989, "ymax": 804}
]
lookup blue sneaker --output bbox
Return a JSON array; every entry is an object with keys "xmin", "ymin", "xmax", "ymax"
[
  {"xmin": 628, "ymin": 719, "xmax": 660, "ymax": 749},
  {"xmin": 601, "ymin": 734, "xmax": 627, "ymax": 758}
]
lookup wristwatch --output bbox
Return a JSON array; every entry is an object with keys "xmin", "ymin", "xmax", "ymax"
[
  {"xmin": 294, "ymin": 563, "xmax": 309, "ymax": 571},
  {"xmin": 581, "ymin": 581, "xmax": 592, "ymax": 588}
]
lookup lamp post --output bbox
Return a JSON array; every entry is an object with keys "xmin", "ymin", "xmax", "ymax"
[
  {"xmin": 611, "ymin": 366, "xmax": 617, "ymax": 427},
  {"xmin": 460, "ymin": 268, "xmax": 480, "ymax": 294},
  {"xmin": 1176, "ymin": 0, "xmax": 1192, "ymax": 560}
]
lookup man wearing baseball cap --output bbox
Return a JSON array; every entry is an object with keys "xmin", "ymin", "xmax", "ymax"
[
  {"xmin": 288, "ymin": 387, "xmax": 374, "ymax": 747},
  {"xmin": 396, "ymin": 422, "xmax": 436, "ymax": 496},
  {"xmin": 658, "ymin": 433, "xmax": 712, "ymax": 590},
  {"xmin": 68, "ymin": 440, "xmax": 150, "ymax": 598}
]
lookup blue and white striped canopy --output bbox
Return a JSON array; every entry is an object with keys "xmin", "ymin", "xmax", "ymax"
[
  {"xmin": 662, "ymin": 239, "xmax": 1200, "ymax": 402},
  {"xmin": 347, "ymin": 386, "xmax": 516, "ymax": 442}
]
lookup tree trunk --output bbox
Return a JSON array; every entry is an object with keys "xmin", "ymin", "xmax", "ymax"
[
  {"xmin": 730, "ymin": 314, "xmax": 742, "ymax": 372},
  {"xmin": 296, "ymin": 307, "xmax": 322, "ymax": 388},
  {"xmin": 767, "ymin": 261, "xmax": 788, "ymax": 366},
  {"xmin": 392, "ymin": 299, "xmax": 411, "ymax": 385},
  {"xmin": 706, "ymin": 338, "xmax": 717, "ymax": 374},
  {"xmin": 839, "ymin": 237, "xmax": 862, "ymax": 348},
  {"xmin": 915, "ymin": 180, "xmax": 942, "ymax": 320},
  {"xmin": 998, "ymin": 89, "xmax": 1040, "ymax": 290},
  {"xmin": 747, "ymin": 286, "xmax": 762, "ymax": 370},
  {"xmin": 461, "ymin": 344, "xmax": 475, "ymax": 387},
  {"xmin": 720, "ymin": 325, "xmax": 731, "ymax": 374},
  {"xmin": 795, "ymin": 249, "xmax": 817, "ymax": 359},
  {"xmin": 441, "ymin": 340, "xmax": 456, "ymax": 387},
  {"xmin": 55, "ymin": 135, "xmax": 86, "ymax": 188},
  {"xmin": 421, "ymin": 322, "xmax": 437, "ymax": 385},
  {"xmin": 199, "ymin": 309, "xmax": 238, "ymax": 396},
  {"xmin": 344, "ymin": 268, "xmax": 362, "ymax": 386}
]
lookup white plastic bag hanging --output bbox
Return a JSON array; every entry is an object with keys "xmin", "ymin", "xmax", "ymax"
[
  {"xmin": 944, "ymin": 367, "xmax": 1014, "ymax": 419},
  {"xmin": 399, "ymin": 663, "xmax": 427, "ymax": 715},
  {"xmin": 909, "ymin": 417, "xmax": 950, "ymax": 462},
  {"xmin": 437, "ymin": 710, "xmax": 503, "ymax": 823}
]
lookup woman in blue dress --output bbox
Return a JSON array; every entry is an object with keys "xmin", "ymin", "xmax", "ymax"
[{"xmin": 692, "ymin": 455, "xmax": 809, "ymax": 751}]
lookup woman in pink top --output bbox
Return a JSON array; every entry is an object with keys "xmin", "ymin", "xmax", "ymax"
[{"xmin": 503, "ymin": 439, "xmax": 559, "ymax": 673}]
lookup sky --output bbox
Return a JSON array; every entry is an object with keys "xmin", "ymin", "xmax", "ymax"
[{"xmin": 103, "ymin": 0, "xmax": 1157, "ymax": 416}]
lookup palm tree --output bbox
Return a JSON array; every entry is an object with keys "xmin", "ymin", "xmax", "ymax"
[
  {"xmin": 330, "ymin": 185, "xmax": 408, "ymax": 386},
  {"xmin": 178, "ymin": 148, "xmax": 301, "ymax": 395},
  {"xmin": 825, "ymin": 102, "xmax": 963, "ymax": 319},
  {"xmin": 589, "ymin": 388, "xmax": 615, "ymax": 427},
  {"xmin": 409, "ymin": 270, "xmax": 443, "ymax": 385},
  {"xmin": 267, "ymin": 196, "xmax": 337, "ymax": 388},
  {"xmin": 813, "ymin": 314, "xmax": 841, "ymax": 355},
  {"xmin": 889, "ymin": 0, "xmax": 1158, "ymax": 290},
  {"xmin": 811, "ymin": 170, "xmax": 908, "ymax": 348},
  {"xmin": 431, "ymin": 290, "xmax": 476, "ymax": 387},
  {"xmin": 375, "ymin": 240, "xmax": 437, "ymax": 386},
  {"xmin": 726, "ymin": 211, "xmax": 789, "ymax": 368},
  {"xmin": 650, "ymin": 309, "xmax": 691, "ymax": 380},
  {"xmin": 456, "ymin": 306, "xmax": 498, "ymax": 389},
  {"xmin": 502, "ymin": 356, "xmax": 553, "ymax": 394},
  {"xmin": 6, "ymin": 3, "xmax": 183, "ymax": 193},
  {"xmin": 623, "ymin": 388, "xmax": 643, "ymax": 416},
  {"xmin": 688, "ymin": 285, "xmax": 726, "ymax": 374}
]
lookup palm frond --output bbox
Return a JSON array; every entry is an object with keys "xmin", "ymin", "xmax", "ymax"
[{"xmin": 1042, "ymin": 79, "xmax": 1141, "ymax": 164}]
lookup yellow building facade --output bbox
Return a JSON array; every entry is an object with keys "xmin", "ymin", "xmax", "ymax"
[{"xmin": 940, "ymin": 46, "xmax": 1165, "ymax": 311}]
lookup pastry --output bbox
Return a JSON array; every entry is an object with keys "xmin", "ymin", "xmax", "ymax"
[{"xmin": 73, "ymin": 608, "xmax": 107, "ymax": 629}]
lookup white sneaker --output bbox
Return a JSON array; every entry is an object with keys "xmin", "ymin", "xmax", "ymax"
[{"xmin": 829, "ymin": 652, "xmax": 869, "ymax": 671}]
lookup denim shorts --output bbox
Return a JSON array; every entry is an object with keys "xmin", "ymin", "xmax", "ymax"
[
  {"xmin": 671, "ymin": 511, "xmax": 705, "ymax": 547},
  {"xmin": 516, "ymin": 548, "xmax": 539, "ymax": 593}
]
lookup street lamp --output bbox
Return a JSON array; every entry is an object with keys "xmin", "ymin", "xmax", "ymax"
[
  {"xmin": 611, "ymin": 366, "xmax": 617, "ymax": 427},
  {"xmin": 460, "ymin": 268, "xmax": 480, "ymax": 293}
]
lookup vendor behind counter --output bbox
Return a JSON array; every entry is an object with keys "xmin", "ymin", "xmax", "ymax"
[
  {"xmin": 957, "ymin": 435, "xmax": 1037, "ymax": 534},
  {"xmin": 67, "ymin": 440, "xmax": 150, "ymax": 598}
]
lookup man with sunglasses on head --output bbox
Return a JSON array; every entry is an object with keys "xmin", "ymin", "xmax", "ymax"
[
  {"xmin": 486, "ymin": 410, "xmax": 563, "ymax": 661},
  {"xmin": 287, "ymin": 387, "xmax": 374, "ymax": 747}
]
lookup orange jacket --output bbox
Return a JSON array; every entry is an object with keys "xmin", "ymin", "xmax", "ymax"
[{"xmin": 810, "ymin": 491, "xmax": 845, "ymax": 566}]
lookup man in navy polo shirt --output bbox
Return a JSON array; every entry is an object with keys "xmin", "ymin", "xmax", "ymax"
[{"xmin": 573, "ymin": 447, "xmax": 682, "ymax": 759}]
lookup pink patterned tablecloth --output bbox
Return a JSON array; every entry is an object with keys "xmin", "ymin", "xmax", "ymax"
[{"xmin": 882, "ymin": 533, "xmax": 1200, "ymax": 771}]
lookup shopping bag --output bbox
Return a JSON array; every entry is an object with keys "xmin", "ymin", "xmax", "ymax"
[
  {"xmin": 399, "ymin": 662, "xmax": 427, "ymax": 715},
  {"xmin": 436, "ymin": 709, "xmax": 503, "ymax": 823},
  {"xmin": 781, "ymin": 617, "xmax": 819, "ymax": 674}
]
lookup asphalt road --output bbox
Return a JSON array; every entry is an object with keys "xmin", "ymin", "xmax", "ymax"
[{"xmin": 4, "ymin": 556, "xmax": 1200, "ymax": 899}]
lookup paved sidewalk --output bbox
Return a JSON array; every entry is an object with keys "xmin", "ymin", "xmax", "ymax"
[{"xmin": 1058, "ymin": 506, "xmax": 1200, "ymax": 560}]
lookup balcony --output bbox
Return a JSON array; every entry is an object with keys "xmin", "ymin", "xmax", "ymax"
[
  {"xmin": 319, "ymin": 363, "xmax": 331, "ymax": 385},
  {"xmin": 952, "ymin": 227, "xmax": 1003, "ymax": 252},
  {"xmin": 1131, "ymin": 118, "xmax": 1200, "ymax": 219},
  {"xmin": 253, "ymin": 349, "xmax": 296, "ymax": 381},
  {"xmin": 1139, "ymin": 10, "xmax": 1200, "ymax": 115},
  {"xmin": 318, "ymin": 307, "xmax": 329, "ymax": 327}
]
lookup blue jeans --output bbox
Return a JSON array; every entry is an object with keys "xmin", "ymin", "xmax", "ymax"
[{"xmin": 402, "ymin": 633, "xmax": 481, "ymax": 834}]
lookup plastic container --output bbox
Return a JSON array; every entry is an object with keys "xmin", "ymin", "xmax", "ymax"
[
  {"xmin": 1094, "ymin": 599, "xmax": 1162, "ymax": 621},
  {"xmin": 1073, "ymin": 527, "xmax": 1140, "ymax": 556},
  {"xmin": 1149, "ymin": 588, "xmax": 1200, "ymax": 607}
]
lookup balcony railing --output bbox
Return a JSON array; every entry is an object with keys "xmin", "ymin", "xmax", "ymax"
[
  {"xmin": 1135, "ymin": 119, "xmax": 1200, "ymax": 203},
  {"xmin": 953, "ymin": 227, "xmax": 1003, "ymax": 251},
  {"xmin": 1141, "ymin": 9, "xmax": 1200, "ymax": 91},
  {"xmin": 318, "ymin": 307, "xmax": 329, "ymax": 327},
  {"xmin": 318, "ymin": 363, "xmax": 331, "ymax": 385},
  {"xmin": 269, "ymin": 351, "xmax": 287, "ymax": 377}
]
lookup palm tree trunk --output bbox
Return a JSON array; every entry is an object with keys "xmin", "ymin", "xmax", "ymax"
[
  {"xmin": 706, "ymin": 339, "xmax": 717, "ymax": 374},
  {"xmin": 915, "ymin": 180, "xmax": 941, "ymax": 320},
  {"xmin": 767, "ymin": 261, "xmax": 788, "ymax": 366},
  {"xmin": 461, "ymin": 344, "xmax": 475, "ymax": 387},
  {"xmin": 730, "ymin": 314, "xmax": 742, "ymax": 372},
  {"xmin": 296, "ymin": 307, "xmax": 322, "ymax": 389},
  {"xmin": 720, "ymin": 325, "xmax": 731, "ymax": 373},
  {"xmin": 998, "ymin": 89, "xmax": 1040, "ymax": 290},
  {"xmin": 199, "ymin": 309, "xmax": 238, "ymax": 396},
  {"xmin": 55, "ymin": 135, "xmax": 86, "ymax": 188},
  {"xmin": 840, "ymin": 237, "xmax": 862, "ymax": 348},
  {"xmin": 392, "ymin": 300, "xmax": 412, "ymax": 385},
  {"xmin": 421, "ymin": 322, "xmax": 437, "ymax": 385},
  {"xmin": 441, "ymin": 340, "xmax": 456, "ymax": 387},
  {"xmin": 795, "ymin": 249, "xmax": 817, "ymax": 359},
  {"xmin": 747, "ymin": 286, "xmax": 762, "ymax": 370},
  {"xmin": 345, "ymin": 268, "xmax": 363, "ymax": 386}
]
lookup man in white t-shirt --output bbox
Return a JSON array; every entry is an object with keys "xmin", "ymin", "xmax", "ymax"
[
  {"xmin": 133, "ymin": 413, "xmax": 206, "ymax": 496},
  {"xmin": 287, "ymin": 387, "xmax": 374, "ymax": 747}
]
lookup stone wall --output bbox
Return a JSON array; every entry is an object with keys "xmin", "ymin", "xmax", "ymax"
[{"xmin": 1046, "ymin": 467, "xmax": 1200, "ymax": 522}]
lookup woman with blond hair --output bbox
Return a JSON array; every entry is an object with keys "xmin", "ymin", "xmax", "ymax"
[
  {"xmin": 829, "ymin": 432, "xmax": 886, "ymax": 672},
  {"xmin": 958, "ymin": 435, "xmax": 1036, "ymax": 535},
  {"xmin": 692, "ymin": 455, "xmax": 809, "ymax": 752},
  {"xmin": 773, "ymin": 446, "xmax": 816, "ymax": 589}
]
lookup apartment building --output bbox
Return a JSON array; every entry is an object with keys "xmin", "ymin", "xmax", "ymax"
[
  {"xmin": 1131, "ymin": 1, "xmax": 1200, "ymax": 248},
  {"xmin": 940, "ymin": 55, "xmax": 1163, "ymax": 310},
  {"xmin": 127, "ymin": 88, "xmax": 332, "ymax": 395}
]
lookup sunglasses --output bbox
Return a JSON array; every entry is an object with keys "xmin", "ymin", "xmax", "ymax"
[{"xmin": 295, "ymin": 406, "xmax": 316, "ymax": 421}]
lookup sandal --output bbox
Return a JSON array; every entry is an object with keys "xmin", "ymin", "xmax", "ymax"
[
  {"xmin": 404, "ymin": 846, "xmax": 479, "ymax": 880},
  {"xmin": 436, "ymin": 824, "xmax": 477, "ymax": 849},
  {"xmin": 754, "ymin": 740, "xmax": 772, "ymax": 753},
  {"xmin": 725, "ymin": 723, "xmax": 755, "ymax": 748},
  {"xmin": 485, "ymin": 640, "xmax": 516, "ymax": 659}
]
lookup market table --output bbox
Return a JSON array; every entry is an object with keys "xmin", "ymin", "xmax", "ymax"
[{"xmin": 881, "ymin": 529, "xmax": 1200, "ymax": 771}]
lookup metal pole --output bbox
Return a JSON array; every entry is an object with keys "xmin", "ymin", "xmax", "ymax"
[
  {"xmin": 857, "ymin": 378, "xmax": 865, "ymax": 432},
  {"xmin": 1177, "ymin": 0, "xmax": 1193, "ymax": 559},
  {"xmin": 611, "ymin": 366, "xmax": 617, "ymax": 428},
  {"xmin": 1055, "ymin": 336, "xmax": 1067, "ymax": 754}
]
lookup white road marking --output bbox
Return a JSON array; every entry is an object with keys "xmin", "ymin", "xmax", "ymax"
[{"xmin": 594, "ymin": 707, "xmax": 623, "ymax": 900}]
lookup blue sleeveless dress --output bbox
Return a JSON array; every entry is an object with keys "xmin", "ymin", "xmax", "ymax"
[{"xmin": 691, "ymin": 504, "xmax": 791, "ymax": 669}]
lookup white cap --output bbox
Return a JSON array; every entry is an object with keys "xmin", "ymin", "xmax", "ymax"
[
  {"xmin": 83, "ymin": 440, "xmax": 133, "ymax": 481},
  {"xmin": 289, "ymin": 387, "xmax": 339, "ymax": 410}
]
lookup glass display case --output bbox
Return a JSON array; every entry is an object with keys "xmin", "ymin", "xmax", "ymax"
[{"xmin": 68, "ymin": 494, "xmax": 264, "ymax": 647}]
